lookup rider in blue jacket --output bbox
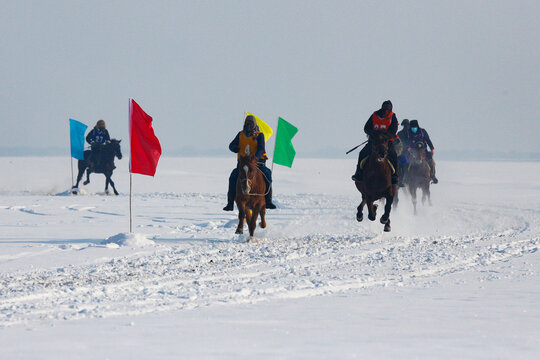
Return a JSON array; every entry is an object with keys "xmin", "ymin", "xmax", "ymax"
[
  {"xmin": 405, "ymin": 120, "xmax": 438, "ymax": 184},
  {"xmin": 86, "ymin": 120, "xmax": 110, "ymax": 169}
]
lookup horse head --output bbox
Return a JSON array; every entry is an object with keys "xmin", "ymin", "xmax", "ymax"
[
  {"xmin": 108, "ymin": 139, "xmax": 123, "ymax": 160},
  {"xmin": 238, "ymin": 155, "xmax": 257, "ymax": 195},
  {"xmin": 370, "ymin": 132, "xmax": 389, "ymax": 162},
  {"xmin": 409, "ymin": 141, "xmax": 425, "ymax": 164}
]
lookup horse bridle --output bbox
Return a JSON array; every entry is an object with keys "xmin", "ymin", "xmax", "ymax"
[{"xmin": 239, "ymin": 163, "xmax": 271, "ymax": 196}]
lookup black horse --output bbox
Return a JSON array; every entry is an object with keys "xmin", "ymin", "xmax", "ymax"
[{"xmin": 72, "ymin": 139, "xmax": 122, "ymax": 195}]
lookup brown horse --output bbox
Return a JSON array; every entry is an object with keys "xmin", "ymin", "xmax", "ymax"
[
  {"xmin": 235, "ymin": 156, "xmax": 267, "ymax": 238},
  {"xmin": 355, "ymin": 134, "xmax": 396, "ymax": 232},
  {"xmin": 407, "ymin": 141, "xmax": 431, "ymax": 214}
]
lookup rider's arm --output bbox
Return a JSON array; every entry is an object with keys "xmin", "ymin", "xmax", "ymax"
[
  {"xmin": 86, "ymin": 129, "xmax": 94, "ymax": 145},
  {"xmin": 229, "ymin": 132, "xmax": 241, "ymax": 153},
  {"xmin": 423, "ymin": 129, "xmax": 434, "ymax": 151},
  {"xmin": 104, "ymin": 130, "xmax": 111, "ymax": 142},
  {"xmin": 388, "ymin": 114, "xmax": 398, "ymax": 138},
  {"xmin": 255, "ymin": 132, "xmax": 265, "ymax": 159},
  {"xmin": 363, "ymin": 116, "xmax": 374, "ymax": 137}
]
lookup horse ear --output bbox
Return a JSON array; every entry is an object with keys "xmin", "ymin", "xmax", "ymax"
[{"xmin": 118, "ymin": 139, "xmax": 121, "ymax": 143}]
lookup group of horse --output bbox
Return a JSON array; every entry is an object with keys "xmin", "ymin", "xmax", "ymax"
[{"xmin": 71, "ymin": 135, "xmax": 432, "ymax": 237}]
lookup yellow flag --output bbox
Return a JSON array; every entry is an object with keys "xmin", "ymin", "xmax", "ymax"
[{"xmin": 247, "ymin": 112, "xmax": 273, "ymax": 142}]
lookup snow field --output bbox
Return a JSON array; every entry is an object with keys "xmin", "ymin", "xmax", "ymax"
[{"xmin": 0, "ymin": 157, "xmax": 539, "ymax": 358}]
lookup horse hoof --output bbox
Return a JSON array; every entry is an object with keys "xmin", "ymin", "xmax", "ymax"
[
  {"xmin": 235, "ymin": 229, "xmax": 243, "ymax": 234},
  {"xmin": 380, "ymin": 216, "xmax": 389, "ymax": 224},
  {"xmin": 114, "ymin": 191, "xmax": 119, "ymax": 196},
  {"xmin": 83, "ymin": 181, "xmax": 89, "ymax": 185},
  {"xmin": 356, "ymin": 213, "xmax": 363, "ymax": 222},
  {"xmin": 259, "ymin": 222, "xmax": 266, "ymax": 229},
  {"xmin": 368, "ymin": 214, "xmax": 376, "ymax": 221},
  {"xmin": 384, "ymin": 224, "xmax": 391, "ymax": 232}
]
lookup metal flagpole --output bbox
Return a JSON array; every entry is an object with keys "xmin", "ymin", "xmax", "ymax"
[
  {"xmin": 70, "ymin": 157, "xmax": 74, "ymax": 188},
  {"xmin": 271, "ymin": 117, "xmax": 279, "ymax": 173},
  {"xmin": 129, "ymin": 172, "xmax": 133, "ymax": 233}
]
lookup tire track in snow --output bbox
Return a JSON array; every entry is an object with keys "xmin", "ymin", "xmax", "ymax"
[{"xmin": 0, "ymin": 201, "xmax": 538, "ymax": 327}]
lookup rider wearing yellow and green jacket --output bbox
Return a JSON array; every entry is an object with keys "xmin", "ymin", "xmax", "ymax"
[{"xmin": 223, "ymin": 115, "xmax": 276, "ymax": 211}]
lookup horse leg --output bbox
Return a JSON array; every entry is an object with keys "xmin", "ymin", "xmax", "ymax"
[
  {"xmin": 426, "ymin": 183, "xmax": 432, "ymax": 206},
  {"xmin": 248, "ymin": 204, "xmax": 259, "ymax": 237},
  {"xmin": 384, "ymin": 218, "xmax": 391, "ymax": 232},
  {"xmin": 105, "ymin": 174, "xmax": 110, "ymax": 194},
  {"xmin": 368, "ymin": 202, "xmax": 378, "ymax": 221},
  {"xmin": 83, "ymin": 168, "xmax": 91, "ymax": 185},
  {"xmin": 74, "ymin": 161, "xmax": 85, "ymax": 189},
  {"xmin": 410, "ymin": 185, "xmax": 418, "ymax": 215},
  {"xmin": 235, "ymin": 201, "xmax": 245, "ymax": 234},
  {"xmin": 108, "ymin": 175, "xmax": 119, "ymax": 195},
  {"xmin": 356, "ymin": 199, "xmax": 366, "ymax": 222},
  {"xmin": 380, "ymin": 194, "xmax": 393, "ymax": 225},
  {"xmin": 259, "ymin": 205, "xmax": 266, "ymax": 229}
]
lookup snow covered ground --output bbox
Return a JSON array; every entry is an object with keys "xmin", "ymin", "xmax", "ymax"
[{"xmin": 0, "ymin": 156, "xmax": 539, "ymax": 359}]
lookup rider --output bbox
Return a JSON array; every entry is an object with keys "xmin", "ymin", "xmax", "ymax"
[
  {"xmin": 86, "ymin": 120, "xmax": 110, "ymax": 170},
  {"xmin": 405, "ymin": 119, "xmax": 438, "ymax": 184},
  {"xmin": 351, "ymin": 100, "xmax": 399, "ymax": 185},
  {"xmin": 397, "ymin": 119, "xmax": 411, "ymax": 187},
  {"xmin": 223, "ymin": 115, "xmax": 276, "ymax": 211}
]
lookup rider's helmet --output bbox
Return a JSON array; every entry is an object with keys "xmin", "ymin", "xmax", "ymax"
[
  {"xmin": 96, "ymin": 120, "xmax": 106, "ymax": 129},
  {"xmin": 381, "ymin": 100, "xmax": 393, "ymax": 112},
  {"xmin": 401, "ymin": 119, "xmax": 410, "ymax": 127},
  {"xmin": 409, "ymin": 120, "xmax": 419, "ymax": 134},
  {"xmin": 243, "ymin": 115, "xmax": 258, "ymax": 137}
]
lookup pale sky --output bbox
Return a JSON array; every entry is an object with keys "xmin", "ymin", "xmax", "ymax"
[{"xmin": 1, "ymin": 0, "xmax": 539, "ymax": 156}]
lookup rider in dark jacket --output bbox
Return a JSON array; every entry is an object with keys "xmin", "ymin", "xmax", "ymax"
[
  {"xmin": 405, "ymin": 119, "xmax": 438, "ymax": 184},
  {"xmin": 86, "ymin": 120, "xmax": 110, "ymax": 169},
  {"xmin": 223, "ymin": 115, "xmax": 276, "ymax": 211},
  {"xmin": 352, "ymin": 100, "xmax": 399, "ymax": 185},
  {"xmin": 396, "ymin": 119, "xmax": 410, "ymax": 187}
]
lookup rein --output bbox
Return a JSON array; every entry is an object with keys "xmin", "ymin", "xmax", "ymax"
[{"xmin": 240, "ymin": 163, "xmax": 271, "ymax": 196}]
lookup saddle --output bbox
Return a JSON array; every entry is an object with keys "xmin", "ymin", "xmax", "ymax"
[{"xmin": 359, "ymin": 156, "xmax": 396, "ymax": 174}]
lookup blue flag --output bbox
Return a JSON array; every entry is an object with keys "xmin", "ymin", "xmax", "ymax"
[{"xmin": 69, "ymin": 119, "xmax": 88, "ymax": 160}]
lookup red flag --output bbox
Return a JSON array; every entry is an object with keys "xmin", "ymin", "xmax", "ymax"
[{"xmin": 129, "ymin": 99, "xmax": 161, "ymax": 176}]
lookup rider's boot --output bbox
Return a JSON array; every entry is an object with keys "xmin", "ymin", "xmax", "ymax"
[
  {"xmin": 265, "ymin": 188, "xmax": 277, "ymax": 209},
  {"xmin": 429, "ymin": 159, "xmax": 438, "ymax": 184},
  {"xmin": 351, "ymin": 165, "xmax": 363, "ymax": 182},
  {"xmin": 223, "ymin": 192, "xmax": 235, "ymax": 211}
]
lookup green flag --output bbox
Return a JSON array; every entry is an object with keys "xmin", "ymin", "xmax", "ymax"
[{"xmin": 273, "ymin": 117, "xmax": 298, "ymax": 168}]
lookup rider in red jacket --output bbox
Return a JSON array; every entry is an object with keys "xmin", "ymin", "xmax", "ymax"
[{"xmin": 352, "ymin": 100, "xmax": 399, "ymax": 185}]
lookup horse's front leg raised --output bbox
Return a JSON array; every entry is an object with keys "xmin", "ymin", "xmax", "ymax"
[{"xmin": 357, "ymin": 198, "xmax": 366, "ymax": 222}]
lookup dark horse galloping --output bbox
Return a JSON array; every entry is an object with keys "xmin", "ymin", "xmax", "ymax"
[
  {"xmin": 407, "ymin": 141, "xmax": 431, "ymax": 214},
  {"xmin": 72, "ymin": 139, "xmax": 122, "ymax": 195},
  {"xmin": 235, "ymin": 155, "xmax": 267, "ymax": 238},
  {"xmin": 354, "ymin": 133, "xmax": 396, "ymax": 232}
]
